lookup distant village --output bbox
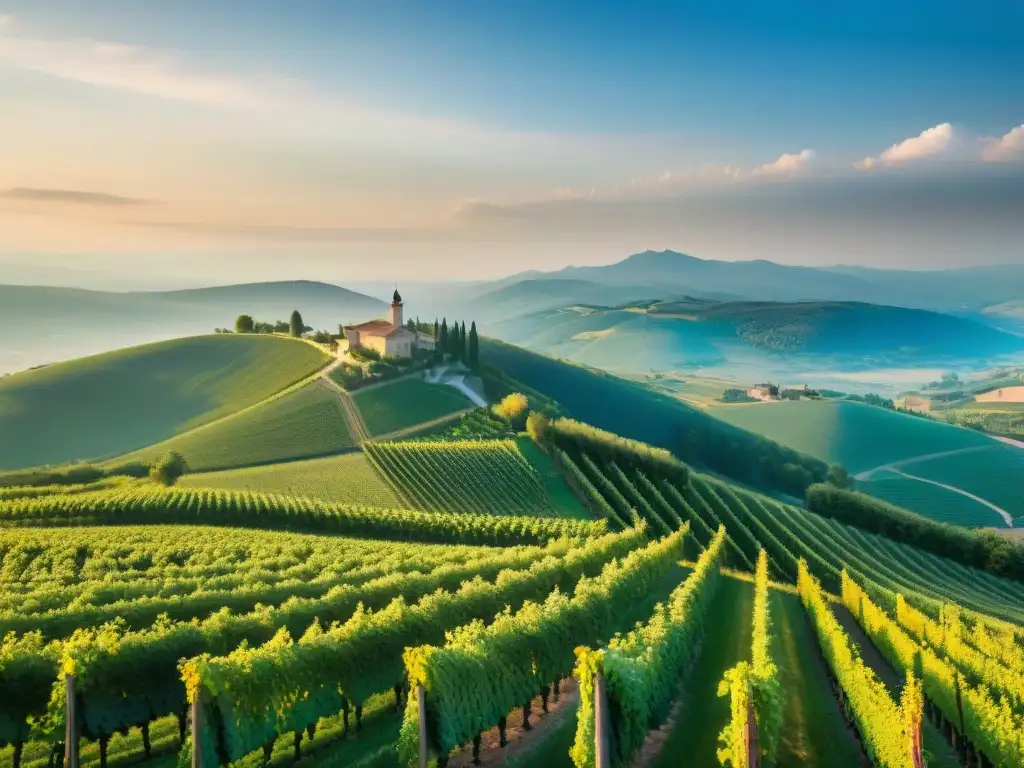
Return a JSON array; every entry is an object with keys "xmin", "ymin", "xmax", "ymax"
[{"xmin": 723, "ymin": 382, "xmax": 821, "ymax": 403}]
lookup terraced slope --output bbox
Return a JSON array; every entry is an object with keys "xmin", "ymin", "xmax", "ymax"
[{"xmin": 0, "ymin": 335, "xmax": 329, "ymax": 470}]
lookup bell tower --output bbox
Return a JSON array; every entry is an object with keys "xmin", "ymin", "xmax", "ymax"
[{"xmin": 391, "ymin": 286, "xmax": 404, "ymax": 328}]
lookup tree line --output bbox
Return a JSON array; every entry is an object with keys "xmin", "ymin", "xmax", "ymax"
[{"xmin": 223, "ymin": 311, "xmax": 334, "ymax": 345}]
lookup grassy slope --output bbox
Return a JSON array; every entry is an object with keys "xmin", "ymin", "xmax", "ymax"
[
  {"xmin": 354, "ymin": 378, "xmax": 472, "ymax": 437},
  {"xmin": 857, "ymin": 472, "xmax": 1008, "ymax": 529},
  {"xmin": 712, "ymin": 400, "xmax": 991, "ymax": 473},
  {"xmin": 515, "ymin": 437, "xmax": 589, "ymax": 519},
  {"xmin": 120, "ymin": 379, "xmax": 354, "ymax": 471},
  {"xmin": 479, "ymin": 338, "xmax": 826, "ymax": 488},
  {"xmin": 0, "ymin": 334, "xmax": 329, "ymax": 470},
  {"xmin": 902, "ymin": 444, "xmax": 1024, "ymax": 522},
  {"xmin": 177, "ymin": 451, "xmax": 399, "ymax": 506}
]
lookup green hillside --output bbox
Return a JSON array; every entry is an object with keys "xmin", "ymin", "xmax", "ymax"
[
  {"xmin": 353, "ymin": 378, "xmax": 472, "ymax": 437},
  {"xmin": 119, "ymin": 378, "xmax": 353, "ymax": 472},
  {"xmin": 0, "ymin": 335, "xmax": 329, "ymax": 470},
  {"xmin": 711, "ymin": 399, "xmax": 992, "ymax": 473},
  {"xmin": 478, "ymin": 337, "xmax": 828, "ymax": 498},
  {"xmin": 177, "ymin": 451, "xmax": 398, "ymax": 506}
]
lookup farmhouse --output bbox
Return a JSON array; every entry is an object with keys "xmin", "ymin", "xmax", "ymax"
[
  {"xmin": 343, "ymin": 289, "xmax": 435, "ymax": 359},
  {"xmin": 746, "ymin": 383, "xmax": 778, "ymax": 401}
]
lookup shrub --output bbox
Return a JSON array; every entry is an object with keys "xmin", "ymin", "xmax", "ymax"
[
  {"xmin": 149, "ymin": 451, "xmax": 189, "ymax": 486},
  {"xmin": 526, "ymin": 411, "xmax": 551, "ymax": 446},
  {"xmin": 805, "ymin": 483, "xmax": 1024, "ymax": 583}
]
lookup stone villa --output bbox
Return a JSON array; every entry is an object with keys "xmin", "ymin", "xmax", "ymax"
[{"xmin": 343, "ymin": 289, "xmax": 435, "ymax": 359}]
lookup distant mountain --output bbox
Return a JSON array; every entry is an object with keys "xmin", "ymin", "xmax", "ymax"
[
  {"xmin": 487, "ymin": 297, "xmax": 1024, "ymax": 375},
  {"xmin": 499, "ymin": 250, "xmax": 1024, "ymax": 312},
  {"xmin": 0, "ymin": 281, "xmax": 386, "ymax": 375},
  {"xmin": 458, "ymin": 278, "xmax": 743, "ymax": 325}
]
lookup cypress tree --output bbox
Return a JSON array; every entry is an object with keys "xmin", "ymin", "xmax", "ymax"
[
  {"xmin": 289, "ymin": 310, "xmax": 304, "ymax": 338},
  {"xmin": 460, "ymin": 321, "xmax": 468, "ymax": 361},
  {"xmin": 469, "ymin": 321, "xmax": 479, "ymax": 367},
  {"xmin": 440, "ymin": 318, "xmax": 449, "ymax": 356}
]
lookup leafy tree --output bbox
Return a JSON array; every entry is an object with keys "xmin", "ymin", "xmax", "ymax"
[
  {"xmin": 526, "ymin": 411, "xmax": 550, "ymax": 446},
  {"xmin": 493, "ymin": 392, "xmax": 530, "ymax": 429},
  {"xmin": 407, "ymin": 318, "xmax": 416, "ymax": 331},
  {"xmin": 149, "ymin": 451, "xmax": 188, "ymax": 486},
  {"xmin": 289, "ymin": 310, "xmax": 304, "ymax": 338},
  {"xmin": 826, "ymin": 464, "xmax": 852, "ymax": 489},
  {"xmin": 235, "ymin": 314, "xmax": 255, "ymax": 333},
  {"xmin": 469, "ymin": 321, "xmax": 480, "ymax": 367},
  {"xmin": 275, "ymin": 320, "xmax": 290, "ymax": 333}
]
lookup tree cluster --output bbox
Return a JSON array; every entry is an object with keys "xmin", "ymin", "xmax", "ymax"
[
  {"xmin": 433, "ymin": 318, "xmax": 480, "ymax": 367},
  {"xmin": 0, "ymin": 461, "xmax": 150, "ymax": 489},
  {"xmin": 233, "ymin": 311, "xmax": 311, "ymax": 338},
  {"xmin": 805, "ymin": 484, "xmax": 1024, "ymax": 583}
]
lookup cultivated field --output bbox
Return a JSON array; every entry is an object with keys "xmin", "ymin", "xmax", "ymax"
[
  {"xmin": 974, "ymin": 385, "xmax": 1024, "ymax": 403},
  {"xmin": 118, "ymin": 379, "xmax": 354, "ymax": 471},
  {"xmin": 712, "ymin": 399, "xmax": 992, "ymax": 473},
  {"xmin": 0, "ymin": 335, "xmax": 329, "ymax": 470},
  {"xmin": 353, "ymin": 377, "xmax": 472, "ymax": 436},
  {"xmin": 178, "ymin": 451, "xmax": 399, "ymax": 506},
  {"xmin": 364, "ymin": 438, "xmax": 586, "ymax": 517}
]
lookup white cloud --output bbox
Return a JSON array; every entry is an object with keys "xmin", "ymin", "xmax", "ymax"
[
  {"xmin": 856, "ymin": 123, "xmax": 954, "ymax": 170},
  {"xmin": 751, "ymin": 149, "xmax": 816, "ymax": 176},
  {"xmin": 982, "ymin": 124, "xmax": 1024, "ymax": 162}
]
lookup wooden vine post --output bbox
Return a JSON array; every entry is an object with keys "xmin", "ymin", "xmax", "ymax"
[
  {"xmin": 417, "ymin": 683, "xmax": 428, "ymax": 768},
  {"xmin": 191, "ymin": 695, "xmax": 203, "ymax": 768},
  {"xmin": 909, "ymin": 706, "xmax": 924, "ymax": 768},
  {"xmin": 64, "ymin": 674, "xmax": 79, "ymax": 768},
  {"xmin": 594, "ymin": 671, "xmax": 610, "ymax": 768},
  {"xmin": 745, "ymin": 699, "xmax": 760, "ymax": 768}
]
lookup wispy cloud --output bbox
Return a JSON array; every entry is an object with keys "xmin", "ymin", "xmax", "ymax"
[
  {"xmin": 856, "ymin": 123, "xmax": 954, "ymax": 170},
  {"xmin": 751, "ymin": 149, "xmax": 816, "ymax": 177},
  {"xmin": 983, "ymin": 124, "xmax": 1024, "ymax": 162},
  {"xmin": 0, "ymin": 187, "xmax": 157, "ymax": 206},
  {"xmin": 0, "ymin": 22, "xmax": 270, "ymax": 108}
]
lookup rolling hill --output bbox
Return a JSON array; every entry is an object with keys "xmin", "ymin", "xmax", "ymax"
[
  {"xmin": 711, "ymin": 399, "xmax": 1024, "ymax": 527},
  {"xmin": 487, "ymin": 297, "xmax": 1024, "ymax": 374},
  {"xmin": 478, "ymin": 337, "xmax": 829, "ymax": 498},
  {"xmin": 0, "ymin": 334, "xmax": 329, "ymax": 470},
  {"xmin": 0, "ymin": 280, "xmax": 386, "ymax": 375}
]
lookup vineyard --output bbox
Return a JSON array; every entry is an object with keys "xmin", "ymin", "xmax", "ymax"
[
  {"xmin": 1, "ymin": 414, "xmax": 1023, "ymax": 768},
  {"xmin": 364, "ymin": 440, "xmax": 585, "ymax": 518},
  {"xmin": 353, "ymin": 379, "xmax": 473, "ymax": 437}
]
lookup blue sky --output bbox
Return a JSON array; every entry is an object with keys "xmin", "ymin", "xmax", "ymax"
[{"xmin": 0, "ymin": 1, "xmax": 1022, "ymax": 286}]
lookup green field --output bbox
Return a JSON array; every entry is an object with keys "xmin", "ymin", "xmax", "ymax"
[
  {"xmin": 712, "ymin": 399, "xmax": 992, "ymax": 473},
  {"xmin": 353, "ymin": 378, "xmax": 472, "ymax": 437},
  {"xmin": 858, "ymin": 470, "xmax": 1008, "ymax": 528},
  {"xmin": 364, "ymin": 439, "xmax": 586, "ymax": 517},
  {"xmin": 119, "ymin": 379, "xmax": 354, "ymax": 471},
  {"xmin": 897, "ymin": 444, "xmax": 1024, "ymax": 524},
  {"xmin": 0, "ymin": 335, "xmax": 328, "ymax": 470},
  {"xmin": 178, "ymin": 451, "xmax": 399, "ymax": 506}
]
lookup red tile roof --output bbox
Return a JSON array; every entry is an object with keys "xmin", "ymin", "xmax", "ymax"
[{"xmin": 344, "ymin": 319, "xmax": 416, "ymax": 338}]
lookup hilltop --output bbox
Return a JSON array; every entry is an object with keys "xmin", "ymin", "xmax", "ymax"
[
  {"xmin": 0, "ymin": 280, "xmax": 385, "ymax": 375},
  {"xmin": 0, "ymin": 334, "xmax": 329, "ymax": 470}
]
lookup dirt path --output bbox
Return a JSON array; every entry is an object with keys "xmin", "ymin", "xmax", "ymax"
[
  {"xmin": 991, "ymin": 434, "xmax": 1024, "ymax": 450},
  {"xmin": 853, "ymin": 445, "xmax": 989, "ymax": 481},
  {"xmin": 319, "ymin": 361, "xmax": 371, "ymax": 444},
  {"xmin": 889, "ymin": 469, "xmax": 1015, "ymax": 528},
  {"xmin": 445, "ymin": 679, "xmax": 579, "ymax": 768}
]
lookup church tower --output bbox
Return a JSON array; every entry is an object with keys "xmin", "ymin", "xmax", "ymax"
[{"xmin": 391, "ymin": 287, "xmax": 404, "ymax": 328}]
